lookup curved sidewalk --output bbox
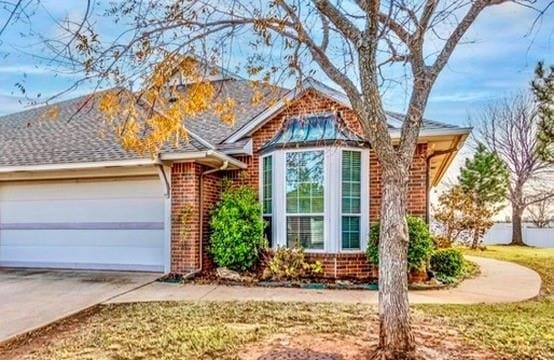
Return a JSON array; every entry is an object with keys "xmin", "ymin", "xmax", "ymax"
[{"xmin": 108, "ymin": 256, "xmax": 542, "ymax": 305}]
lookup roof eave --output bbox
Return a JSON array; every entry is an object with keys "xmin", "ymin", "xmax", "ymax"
[
  {"xmin": 160, "ymin": 150, "xmax": 247, "ymax": 169},
  {"xmin": 0, "ymin": 150, "xmax": 247, "ymax": 176},
  {"xmin": 0, "ymin": 158, "xmax": 162, "ymax": 174},
  {"xmin": 430, "ymin": 131, "xmax": 470, "ymax": 187},
  {"xmin": 389, "ymin": 127, "xmax": 472, "ymax": 141}
]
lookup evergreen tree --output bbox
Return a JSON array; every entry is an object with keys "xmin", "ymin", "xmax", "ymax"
[
  {"xmin": 532, "ymin": 62, "xmax": 554, "ymax": 163},
  {"xmin": 458, "ymin": 143, "xmax": 509, "ymax": 248}
]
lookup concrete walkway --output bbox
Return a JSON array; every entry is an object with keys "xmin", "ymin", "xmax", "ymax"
[{"xmin": 107, "ymin": 256, "xmax": 542, "ymax": 305}]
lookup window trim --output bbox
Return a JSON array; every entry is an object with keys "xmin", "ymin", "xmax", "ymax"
[
  {"xmin": 340, "ymin": 150, "xmax": 362, "ymax": 251},
  {"xmin": 261, "ymin": 155, "xmax": 273, "ymax": 217},
  {"xmin": 340, "ymin": 148, "xmax": 369, "ymax": 253},
  {"xmin": 261, "ymin": 146, "xmax": 369, "ymax": 254},
  {"xmin": 260, "ymin": 154, "xmax": 274, "ymax": 246}
]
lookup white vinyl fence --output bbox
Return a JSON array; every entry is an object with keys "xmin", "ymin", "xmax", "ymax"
[{"xmin": 483, "ymin": 223, "xmax": 554, "ymax": 248}]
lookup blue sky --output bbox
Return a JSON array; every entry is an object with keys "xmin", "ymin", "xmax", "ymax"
[{"xmin": 0, "ymin": 0, "xmax": 553, "ymax": 128}]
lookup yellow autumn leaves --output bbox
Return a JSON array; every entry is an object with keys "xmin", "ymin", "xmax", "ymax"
[{"xmin": 97, "ymin": 55, "xmax": 238, "ymax": 155}]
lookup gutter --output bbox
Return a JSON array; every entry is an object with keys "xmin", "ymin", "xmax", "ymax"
[
  {"xmin": 160, "ymin": 150, "xmax": 246, "ymax": 169},
  {"xmin": 0, "ymin": 158, "xmax": 162, "ymax": 174},
  {"xmin": 0, "ymin": 150, "xmax": 246, "ymax": 175},
  {"xmin": 389, "ymin": 127, "xmax": 472, "ymax": 140},
  {"xmin": 156, "ymin": 163, "xmax": 171, "ymax": 198}
]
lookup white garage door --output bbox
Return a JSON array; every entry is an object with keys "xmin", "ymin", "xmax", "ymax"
[{"xmin": 0, "ymin": 177, "xmax": 165, "ymax": 272}]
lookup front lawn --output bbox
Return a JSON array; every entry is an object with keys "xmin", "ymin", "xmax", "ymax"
[
  {"xmin": 1, "ymin": 246, "xmax": 552, "ymax": 360},
  {"xmin": 419, "ymin": 246, "xmax": 554, "ymax": 360}
]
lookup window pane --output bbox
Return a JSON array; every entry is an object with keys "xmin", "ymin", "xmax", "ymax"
[
  {"xmin": 287, "ymin": 216, "xmax": 324, "ymax": 249},
  {"xmin": 350, "ymin": 198, "xmax": 361, "ymax": 214},
  {"xmin": 342, "ymin": 182, "xmax": 351, "ymax": 197},
  {"xmin": 312, "ymin": 197, "xmax": 324, "ymax": 213},
  {"xmin": 263, "ymin": 216, "xmax": 273, "ymax": 247},
  {"xmin": 286, "ymin": 151, "xmax": 324, "ymax": 214},
  {"xmin": 262, "ymin": 156, "xmax": 272, "ymax": 214},
  {"xmin": 341, "ymin": 216, "xmax": 360, "ymax": 249},
  {"xmin": 342, "ymin": 151, "xmax": 361, "ymax": 214},
  {"xmin": 351, "ymin": 182, "xmax": 361, "ymax": 197}
]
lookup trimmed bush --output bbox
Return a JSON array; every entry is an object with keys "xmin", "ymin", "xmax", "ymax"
[
  {"xmin": 265, "ymin": 243, "xmax": 323, "ymax": 281},
  {"xmin": 210, "ymin": 184, "xmax": 265, "ymax": 271},
  {"xmin": 367, "ymin": 216, "xmax": 434, "ymax": 271},
  {"xmin": 430, "ymin": 248, "xmax": 465, "ymax": 279}
]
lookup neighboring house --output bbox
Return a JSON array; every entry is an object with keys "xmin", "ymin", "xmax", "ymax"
[{"xmin": 0, "ymin": 68, "xmax": 470, "ymax": 278}]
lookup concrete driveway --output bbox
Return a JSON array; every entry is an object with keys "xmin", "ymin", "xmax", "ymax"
[{"xmin": 0, "ymin": 268, "xmax": 160, "ymax": 343}]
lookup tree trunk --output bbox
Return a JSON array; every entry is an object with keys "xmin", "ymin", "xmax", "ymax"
[
  {"xmin": 510, "ymin": 185, "xmax": 526, "ymax": 246},
  {"xmin": 471, "ymin": 228, "xmax": 481, "ymax": 249},
  {"xmin": 376, "ymin": 167, "xmax": 416, "ymax": 359},
  {"xmin": 510, "ymin": 206, "xmax": 526, "ymax": 246}
]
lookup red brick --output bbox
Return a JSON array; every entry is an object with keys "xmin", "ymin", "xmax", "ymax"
[{"xmin": 171, "ymin": 90, "xmax": 429, "ymax": 278}]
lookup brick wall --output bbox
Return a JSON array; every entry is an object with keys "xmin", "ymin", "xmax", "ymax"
[
  {"xmin": 305, "ymin": 253, "xmax": 377, "ymax": 280},
  {"xmin": 170, "ymin": 162, "xmax": 223, "ymax": 274},
  {"xmin": 201, "ymin": 172, "xmax": 222, "ymax": 271},
  {"xmin": 171, "ymin": 90, "xmax": 429, "ymax": 278},
  {"xmin": 370, "ymin": 144, "xmax": 428, "ymax": 222},
  {"xmin": 170, "ymin": 162, "xmax": 202, "ymax": 274}
]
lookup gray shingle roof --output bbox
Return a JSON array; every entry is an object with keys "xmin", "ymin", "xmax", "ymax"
[
  {"xmin": 385, "ymin": 111, "xmax": 459, "ymax": 130},
  {"xmin": 184, "ymin": 79, "xmax": 287, "ymax": 144},
  {"xmin": 0, "ymin": 78, "xmax": 463, "ymax": 168},
  {"xmin": 0, "ymin": 91, "xmax": 207, "ymax": 167}
]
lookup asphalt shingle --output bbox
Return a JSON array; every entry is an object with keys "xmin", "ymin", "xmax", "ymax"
[{"xmin": 0, "ymin": 78, "xmax": 463, "ymax": 168}]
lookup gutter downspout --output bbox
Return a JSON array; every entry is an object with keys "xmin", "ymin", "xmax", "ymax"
[
  {"xmin": 156, "ymin": 162, "xmax": 170, "ymax": 198},
  {"xmin": 184, "ymin": 161, "xmax": 229, "ymax": 279}
]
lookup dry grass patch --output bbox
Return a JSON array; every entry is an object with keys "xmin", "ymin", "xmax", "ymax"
[
  {"xmin": 5, "ymin": 302, "xmax": 372, "ymax": 360},
  {"xmin": 1, "ymin": 301, "xmax": 496, "ymax": 360}
]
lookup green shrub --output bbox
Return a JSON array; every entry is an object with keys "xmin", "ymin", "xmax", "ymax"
[
  {"xmin": 265, "ymin": 243, "xmax": 323, "ymax": 281},
  {"xmin": 430, "ymin": 248, "xmax": 465, "ymax": 280},
  {"xmin": 367, "ymin": 216, "xmax": 434, "ymax": 271},
  {"xmin": 210, "ymin": 184, "xmax": 265, "ymax": 271}
]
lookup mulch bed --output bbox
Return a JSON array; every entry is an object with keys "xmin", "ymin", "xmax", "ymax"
[{"xmin": 160, "ymin": 270, "xmax": 452, "ymax": 291}]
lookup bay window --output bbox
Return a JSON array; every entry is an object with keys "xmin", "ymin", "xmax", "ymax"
[{"xmin": 261, "ymin": 147, "xmax": 369, "ymax": 253}]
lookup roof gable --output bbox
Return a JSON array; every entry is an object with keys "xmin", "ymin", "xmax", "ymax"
[{"xmin": 224, "ymin": 77, "xmax": 468, "ymax": 144}]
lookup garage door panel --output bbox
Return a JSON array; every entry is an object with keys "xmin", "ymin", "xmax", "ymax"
[
  {"xmin": 0, "ymin": 229, "xmax": 164, "ymax": 248},
  {"xmin": 0, "ymin": 245, "xmax": 163, "ymax": 268},
  {"xmin": 0, "ymin": 179, "xmax": 164, "ymax": 201},
  {"xmin": 0, "ymin": 178, "xmax": 166, "ymax": 272},
  {"xmin": 0, "ymin": 198, "xmax": 164, "ymax": 223}
]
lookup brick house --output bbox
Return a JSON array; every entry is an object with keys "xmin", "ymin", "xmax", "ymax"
[{"xmin": 0, "ymin": 71, "xmax": 469, "ymax": 278}]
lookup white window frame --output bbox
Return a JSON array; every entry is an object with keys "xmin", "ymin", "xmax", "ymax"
[
  {"xmin": 261, "ymin": 154, "xmax": 273, "ymax": 217},
  {"xmin": 260, "ymin": 146, "xmax": 369, "ymax": 254},
  {"xmin": 260, "ymin": 154, "xmax": 275, "ymax": 244},
  {"xmin": 339, "ymin": 149, "xmax": 369, "ymax": 252},
  {"xmin": 284, "ymin": 148, "xmax": 326, "ymax": 252}
]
